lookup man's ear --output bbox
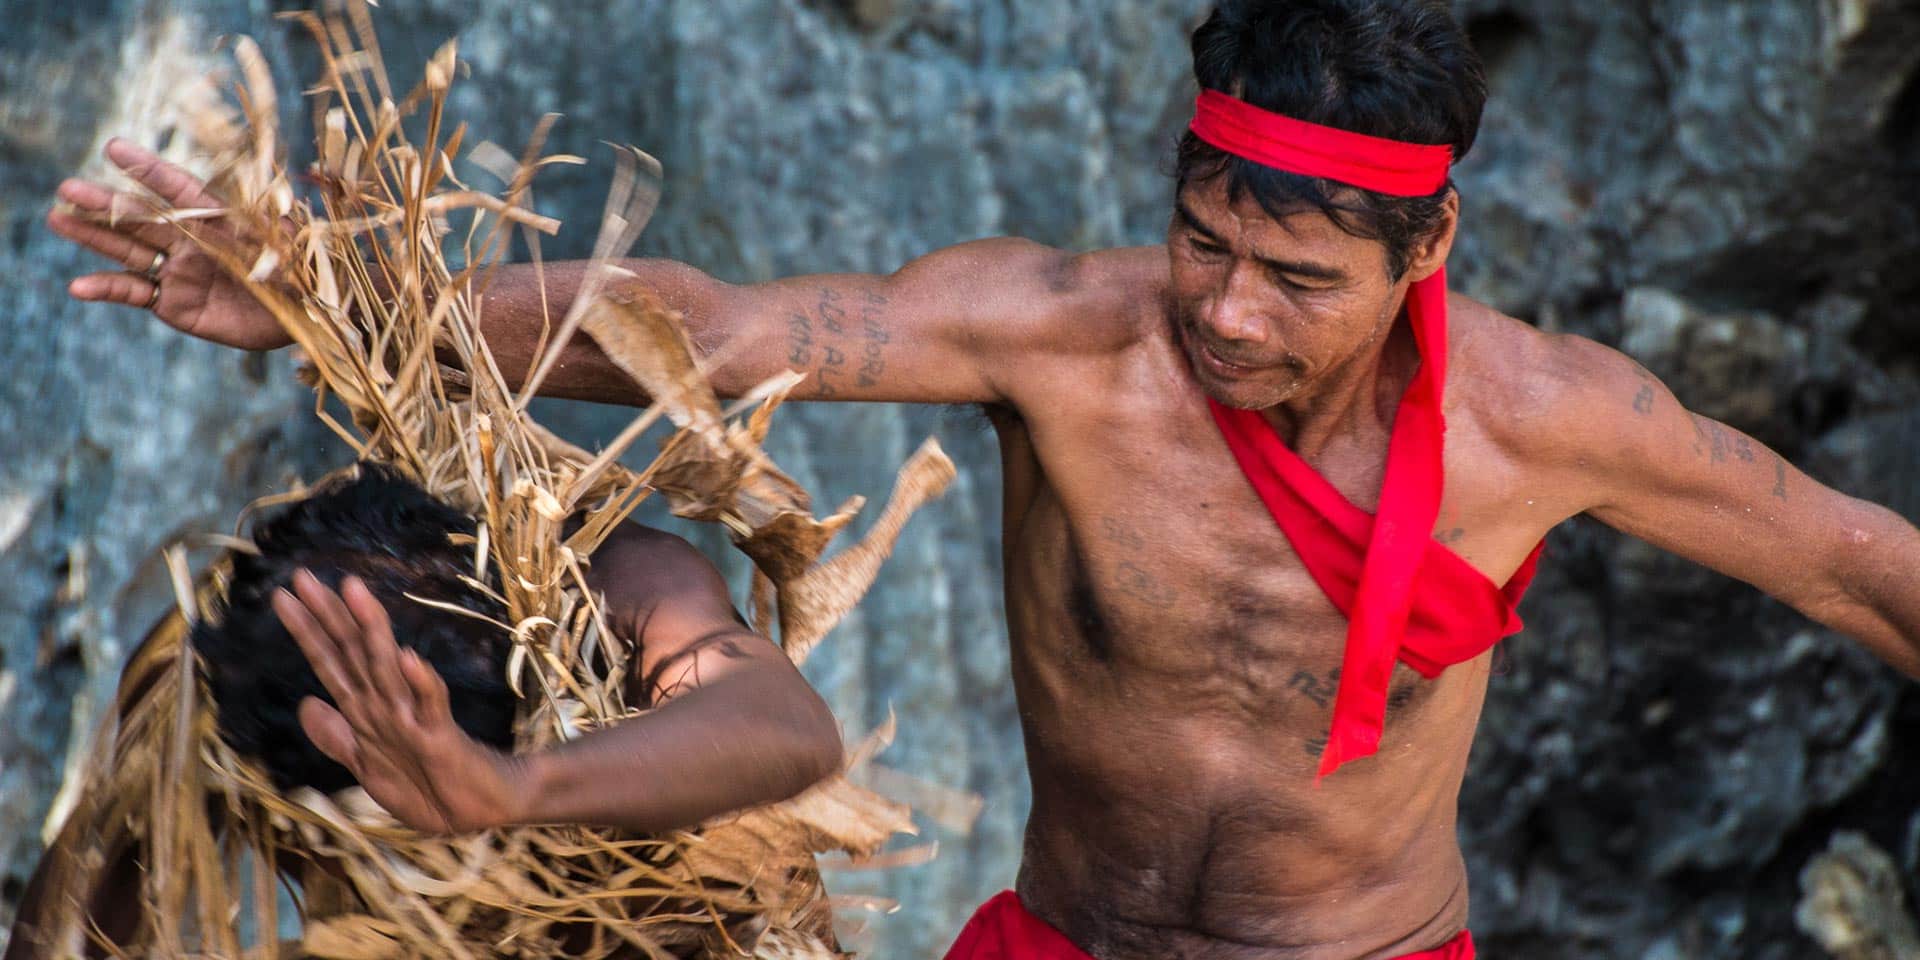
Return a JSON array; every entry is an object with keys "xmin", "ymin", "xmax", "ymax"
[{"xmin": 1403, "ymin": 191, "xmax": 1459, "ymax": 284}]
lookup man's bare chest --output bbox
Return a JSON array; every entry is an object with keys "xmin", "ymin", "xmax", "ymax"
[
  {"xmin": 1003, "ymin": 467, "xmax": 1454, "ymax": 770},
  {"xmin": 996, "ymin": 392, "xmax": 1535, "ymax": 724}
]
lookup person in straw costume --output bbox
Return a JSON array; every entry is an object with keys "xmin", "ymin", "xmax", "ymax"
[
  {"xmin": 46, "ymin": 0, "xmax": 1920, "ymax": 958},
  {"xmin": 8, "ymin": 463, "xmax": 850, "ymax": 956},
  {"xmin": 21, "ymin": 3, "xmax": 960, "ymax": 958}
]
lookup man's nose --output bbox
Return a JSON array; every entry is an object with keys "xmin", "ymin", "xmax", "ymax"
[{"xmin": 1203, "ymin": 262, "xmax": 1271, "ymax": 345}]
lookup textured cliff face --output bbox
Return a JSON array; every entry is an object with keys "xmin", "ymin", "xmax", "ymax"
[
  {"xmin": 0, "ymin": 0, "xmax": 343, "ymax": 933},
  {"xmin": 3, "ymin": 1, "xmax": 1917, "ymax": 958},
  {"xmin": 1448, "ymin": 1, "xmax": 1920, "ymax": 956}
]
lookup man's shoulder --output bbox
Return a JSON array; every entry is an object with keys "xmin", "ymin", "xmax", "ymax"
[
  {"xmin": 1446, "ymin": 294, "xmax": 1645, "ymax": 454},
  {"xmin": 1005, "ymin": 241, "xmax": 1168, "ymax": 351},
  {"xmin": 907, "ymin": 238, "xmax": 1166, "ymax": 356}
]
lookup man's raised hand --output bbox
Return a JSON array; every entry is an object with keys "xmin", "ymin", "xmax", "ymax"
[
  {"xmin": 46, "ymin": 138, "xmax": 292, "ymax": 351},
  {"xmin": 272, "ymin": 569, "xmax": 527, "ymax": 834}
]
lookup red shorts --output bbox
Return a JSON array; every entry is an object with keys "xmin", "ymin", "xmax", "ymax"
[{"xmin": 943, "ymin": 891, "xmax": 1475, "ymax": 960}]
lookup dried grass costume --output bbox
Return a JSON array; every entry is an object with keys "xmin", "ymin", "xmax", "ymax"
[{"xmin": 19, "ymin": 6, "xmax": 956, "ymax": 957}]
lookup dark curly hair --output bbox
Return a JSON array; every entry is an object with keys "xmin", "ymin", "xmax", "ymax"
[
  {"xmin": 192, "ymin": 464, "xmax": 517, "ymax": 793},
  {"xmin": 1176, "ymin": 0, "xmax": 1489, "ymax": 279}
]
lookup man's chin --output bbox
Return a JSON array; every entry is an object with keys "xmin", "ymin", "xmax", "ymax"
[
  {"xmin": 1174, "ymin": 336, "xmax": 1299, "ymax": 409},
  {"xmin": 1191, "ymin": 367, "xmax": 1295, "ymax": 411}
]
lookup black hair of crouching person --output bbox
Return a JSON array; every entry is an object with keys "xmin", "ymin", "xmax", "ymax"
[{"xmin": 192, "ymin": 463, "xmax": 518, "ymax": 794}]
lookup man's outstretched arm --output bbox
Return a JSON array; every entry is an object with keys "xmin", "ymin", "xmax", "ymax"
[
  {"xmin": 1542, "ymin": 336, "xmax": 1920, "ymax": 677},
  {"xmin": 51, "ymin": 139, "xmax": 1108, "ymax": 408},
  {"xmin": 470, "ymin": 237, "xmax": 1093, "ymax": 406}
]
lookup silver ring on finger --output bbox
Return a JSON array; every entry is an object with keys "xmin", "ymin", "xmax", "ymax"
[
  {"xmin": 142, "ymin": 249, "xmax": 167, "ymax": 282},
  {"xmin": 145, "ymin": 281, "xmax": 162, "ymax": 311}
]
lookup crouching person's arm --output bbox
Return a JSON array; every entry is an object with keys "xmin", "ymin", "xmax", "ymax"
[
  {"xmin": 272, "ymin": 522, "xmax": 842, "ymax": 835},
  {"xmin": 516, "ymin": 523, "xmax": 845, "ymax": 831}
]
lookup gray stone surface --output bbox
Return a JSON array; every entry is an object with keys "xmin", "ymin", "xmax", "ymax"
[
  {"xmin": 3, "ymin": 1, "xmax": 1919, "ymax": 958},
  {"xmin": 0, "ymin": 0, "xmax": 346, "ymax": 940},
  {"xmin": 1795, "ymin": 831, "xmax": 1920, "ymax": 960}
]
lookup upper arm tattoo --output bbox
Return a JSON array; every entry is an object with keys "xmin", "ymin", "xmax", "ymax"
[
  {"xmin": 787, "ymin": 310, "xmax": 815, "ymax": 368},
  {"xmin": 1691, "ymin": 414, "xmax": 1733, "ymax": 464},
  {"xmin": 791, "ymin": 286, "xmax": 893, "ymax": 398},
  {"xmin": 813, "ymin": 288, "xmax": 849, "ymax": 397},
  {"xmin": 1628, "ymin": 361, "xmax": 1661, "ymax": 417},
  {"xmin": 857, "ymin": 290, "xmax": 889, "ymax": 388}
]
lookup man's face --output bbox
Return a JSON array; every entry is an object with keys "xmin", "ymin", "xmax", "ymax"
[{"xmin": 1166, "ymin": 177, "xmax": 1410, "ymax": 411}]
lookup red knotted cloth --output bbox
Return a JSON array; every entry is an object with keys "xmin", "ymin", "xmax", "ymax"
[
  {"xmin": 943, "ymin": 892, "xmax": 1479, "ymax": 959},
  {"xmin": 1189, "ymin": 91, "xmax": 1541, "ymax": 778}
]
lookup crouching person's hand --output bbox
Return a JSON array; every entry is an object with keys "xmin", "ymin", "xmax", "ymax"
[{"xmin": 274, "ymin": 569, "xmax": 527, "ymax": 834}]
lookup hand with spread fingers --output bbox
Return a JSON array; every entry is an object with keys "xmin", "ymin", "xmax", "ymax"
[
  {"xmin": 45, "ymin": 137, "xmax": 292, "ymax": 351},
  {"xmin": 272, "ymin": 568, "xmax": 527, "ymax": 834}
]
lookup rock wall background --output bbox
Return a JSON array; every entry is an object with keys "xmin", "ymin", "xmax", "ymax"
[{"xmin": 2, "ymin": 1, "xmax": 1917, "ymax": 958}]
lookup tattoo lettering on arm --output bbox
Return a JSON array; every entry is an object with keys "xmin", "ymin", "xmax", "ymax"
[
  {"xmin": 1774, "ymin": 459, "xmax": 1789, "ymax": 500},
  {"xmin": 817, "ymin": 287, "xmax": 847, "ymax": 335},
  {"xmin": 857, "ymin": 291, "xmax": 889, "ymax": 388},
  {"xmin": 1629, "ymin": 361, "xmax": 1662, "ymax": 417},
  {"xmin": 787, "ymin": 312, "xmax": 814, "ymax": 367},
  {"xmin": 795, "ymin": 287, "xmax": 891, "ymax": 397},
  {"xmin": 1304, "ymin": 735, "xmax": 1328, "ymax": 759},
  {"xmin": 1684, "ymin": 414, "xmax": 1773, "ymax": 494},
  {"xmin": 1692, "ymin": 415, "xmax": 1734, "ymax": 464},
  {"xmin": 813, "ymin": 289, "xmax": 851, "ymax": 397},
  {"xmin": 1434, "ymin": 527, "xmax": 1466, "ymax": 545},
  {"xmin": 818, "ymin": 344, "xmax": 847, "ymax": 397}
]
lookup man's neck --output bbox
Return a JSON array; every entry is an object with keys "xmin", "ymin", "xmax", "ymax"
[{"xmin": 1260, "ymin": 313, "xmax": 1419, "ymax": 459}]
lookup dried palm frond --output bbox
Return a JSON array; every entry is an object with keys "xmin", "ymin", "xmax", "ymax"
[{"xmin": 29, "ymin": 2, "xmax": 960, "ymax": 957}]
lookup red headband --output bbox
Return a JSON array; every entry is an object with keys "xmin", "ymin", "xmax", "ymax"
[{"xmin": 1188, "ymin": 89, "xmax": 1453, "ymax": 197}]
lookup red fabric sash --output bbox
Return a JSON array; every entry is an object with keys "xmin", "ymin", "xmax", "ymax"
[
  {"xmin": 1209, "ymin": 269, "xmax": 1474, "ymax": 779},
  {"xmin": 1211, "ymin": 393, "xmax": 1543, "ymax": 679},
  {"xmin": 1208, "ymin": 346, "xmax": 1543, "ymax": 779},
  {"xmin": 943, "ymin": 892, "xmax": 1479, "ymax": 959},
  {"xmin": 1190, "ymin": 90, "xmax": 1453, "ymax": 197}
]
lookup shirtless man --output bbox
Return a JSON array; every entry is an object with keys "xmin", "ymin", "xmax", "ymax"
[{"xmin": 46, "ymin": 0, "xmax": 1920, "ymax": 957}]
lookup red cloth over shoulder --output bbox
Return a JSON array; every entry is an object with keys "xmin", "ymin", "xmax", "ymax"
[{"xmin": 1207, "ymin": 268, "xmax": 1544, "ymax": 779}]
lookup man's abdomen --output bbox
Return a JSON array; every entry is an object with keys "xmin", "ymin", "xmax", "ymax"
[{"xmin": 1009, "ymin": 681, "xmax": 1475, "ymax": 959}]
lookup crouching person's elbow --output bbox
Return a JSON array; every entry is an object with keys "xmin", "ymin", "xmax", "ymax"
[{"xmin": 778, "ymin": 686, "xmax": 845, "ymax": 799}]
